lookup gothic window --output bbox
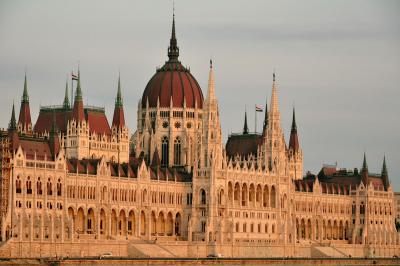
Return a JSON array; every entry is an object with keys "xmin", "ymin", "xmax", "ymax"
[
  {"xmin": 57, "ymin": 179, "xmax": 62, "ymax": 196},
  {"xmin": 360, "ymin": 202, "xmax": 365, "ymax": 215},
  {"xmin": 174, "ymin": 122, "xmax": 181, "ymax": 129},
  {"xmin": 270, "ymin": 186, "xmax": 276, "ymax": 208},
  {"xmin": 47, "ymin": 178, "xmax": 52, "ymax": 196},
  {"xmin": 200, "ymin": 189, "xmax": 206, "ymax": 205},
  {"xmin": 162, "ymin": 121, "xmax": 168, "ymax": 128},
  {"xmin": 174, "ymin": 137, "xmax": 181, "ymax": 165},
  {"xmin": 201, "ymin": 221, "xmax": 206, "ymax": 233},
  {"xmin": 161, "ymin": 136, "xmax": 169, "ymax": 166},
  {"xmin": 26, "ymin": 177, "xmax": 32, "ymax": 194},
  {"xmin": 16, "ymin": 176, "xmax": 21, "ymax": 193},
  {"xmin": 218, "ymin": 189, "xmax": 224, "ymax": 205}
]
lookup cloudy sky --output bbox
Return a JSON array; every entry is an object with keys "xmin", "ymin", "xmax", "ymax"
[{"xmin": 0, "ymin": 0, "xmax": 399, "ymax": 190}]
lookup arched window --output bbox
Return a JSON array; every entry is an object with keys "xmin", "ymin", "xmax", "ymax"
[
  {"xmin": 142, "ymin": 189, "xmax": 147, "ymax": 203},
  {"xmin": 47, "ymin": 178, "xmax": 52, "ymax": 196},
  {"xmin": 26, "ymin": 177, "xmax": 32, "ymax": 194},
  {"xmin": 218, "ymin": 189, "xmax": 224, "ymax": 205},
  {"xmin": 37, "ymin": 178, "xmax": 42, "ymax": 195},
  {"xmin": 200, "ymin": 189, "xmax": 206, "ymax": 205},
  {"xmin": 16, "ymin": 176, "xmax": 21, "ymax": 193},
  {"xmin": 57, "ymin": 179, "xmax": 62, "ymax": 196},
  {"xmin": 161, "ymin": 136, "xmax": 169, "ymax": 167},
  {"xmin": 174, "ymin": 137, "xmax": 181, "ymax": 165}
]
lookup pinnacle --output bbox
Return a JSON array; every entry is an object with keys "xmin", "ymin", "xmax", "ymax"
[
  {"xmin": 207, "ymin": 59, "xmax": 216, "ymax": 101},
  {"xmin": 362, "ymin": 152, "xmax": 368, "ymax": 172},
  {"xmin": 63, "ymin": 81, "xmax": 70, "ymax": 109},
  {"xmin": 243, "ymin": 110, "xmax": 249, "ymax": 135},
  {"xmin": 291, "ymin": 107, "xmax": 297, "ymax": 132},
  {"xmin": 167, "ymin": 11, "xmax": 179, "ymax": 62},
  {"xmin": 8, "ymin": 102, "xmax": 17, "ymax": 131},
  {"xmin": 75, "ymin": 69, "xmax": 83, "ymax": 102},
  {"xmin": 382, "ymin": 155, "xmax": 388, "ymax": 176},
  {"xmin": 115, "ymin": 74, "xmax": 123, "ymax": 107},
  {"xmin": 22, "ymin": 73, "xmax": 29, "ymax": 103}
]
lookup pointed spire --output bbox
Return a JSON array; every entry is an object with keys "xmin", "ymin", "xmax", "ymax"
[
  {"xmin": 362, "ymin": 152, "xmax": 368, "ymax": 172},
  {"xmin": 18, "ymin": 73, "xmax": 32, "ymax": 132},
  {"xmin": 243, "ymin": 109, "xmax": 249, "ymax": 134},
  {"xmin": 289, "ymin": 107, "xmax": 299, "ymax": 152},
  {"xmin": 207, "ymin": 59, "xmax": 215, "ymax": 100},
  {"xmin": 112, "ymin": 74, "xmax": 126, "ymax": 128},
  {"xmin": 291, "ymin": 107, "xmax": 297, "ymax": 133},
  {"xmin": 262, "ymin": 96, "xmax": 268, "ymax": 135},
  {"xmin": 8, "ymin": 102, "xmax": 17, "ymax": 131},
  {"xmin": 72, "ymin": 68, "xmax": 85, "ymax": 122},
  {"xmin": 22, "ymin": 72, "xmax": 29, "ymax": 103},
  {"xmin": 381, "ymin": 155, "xmax": 388, "ymax": 176},
  {"xmin": 115, "ymin": 73, "xmax": 123, "ymax": 107},
  {"xmin": 75, "ymin": 68, "xmax": 82, "ymax": 102},
  {"xmin": 270, "ymin": 71, "xmax": 279, "ymax": 115},
  {"xmin": 63, "ymin": 80, "xmax": 70, "ymax": 109},
  {"xmin": 167, "ymin": 8, "xmax": 179, "ymax": 62}
]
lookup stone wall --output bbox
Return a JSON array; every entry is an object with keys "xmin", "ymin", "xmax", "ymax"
[{"xmin": 1, "ymin": 239, "xmax": 399, "ymax": 259}]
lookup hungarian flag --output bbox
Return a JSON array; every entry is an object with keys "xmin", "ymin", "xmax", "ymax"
[
  {"xmin": 255, "ymin": 105, "xmax": 263, "ymax": 112},
  {"xmin": 71, "ymin": 72, "xmax": 78, "ymax": 81}
]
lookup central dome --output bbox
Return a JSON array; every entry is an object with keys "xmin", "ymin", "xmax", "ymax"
[{"xmin": 141, "ymin": 15, "xmax": 204, "ymax": 109}]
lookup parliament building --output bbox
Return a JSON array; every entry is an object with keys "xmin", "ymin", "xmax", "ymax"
[{"xmin": 0, "ymin": 15, "xmax": 399, "ymax": 258}]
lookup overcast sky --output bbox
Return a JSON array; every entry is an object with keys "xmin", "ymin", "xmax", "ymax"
[{"xmin": 0, "ymin": 0, "xmax": 399, "ymax": 190}]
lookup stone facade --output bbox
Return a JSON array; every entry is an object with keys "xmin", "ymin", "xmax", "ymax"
[
  {"xmin": 0, "ymin": 15, "xmax": 399, "ymax": 259},
  {"xmin": 395, "ymin": 192, "xmax": 400, "ymax": 224}
]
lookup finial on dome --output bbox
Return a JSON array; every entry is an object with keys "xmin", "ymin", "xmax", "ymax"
[
  {"xmin": 210, "ymin": 59, "xmax": 213, "ymax": 69},
  {"xmin": 167, "ymin": 3, "xmax": 179, "ymax": 62}
]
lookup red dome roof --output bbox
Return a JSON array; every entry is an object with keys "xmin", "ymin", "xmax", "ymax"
[
  {"xmin": 142, "ymin": 62, "xmax": 203, "ymax": 109},
  {"xmin": 141, "ymin": 14, "xmax": 204, "ymax": 109}
]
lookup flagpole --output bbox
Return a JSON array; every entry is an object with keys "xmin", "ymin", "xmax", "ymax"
[
  {"xmin": 71, "ymin": 71, "xmax": 74, "ymax": 107},
  {"xmin": 255, "ymin": 104, "xmax": 257, "ymax": 133}
]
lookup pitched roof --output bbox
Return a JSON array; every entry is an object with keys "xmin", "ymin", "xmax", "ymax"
[
  {"xmin": 34, "ymin": 106, "xmax": 111, "ymax": 135},
  {"xmin": 226, "ymin": 133, "xmax": 262, "ymax": 159},
  {"xmin": 317, "ymin": 166, "xmax": 386, "ymax": 191}
]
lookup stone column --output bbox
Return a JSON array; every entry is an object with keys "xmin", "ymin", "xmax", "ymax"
[
  {"xmin": 305, "ymin": 222, "xmax": 308, "ymax": 240},
  {"xmin": 96, "ymin": 211, "xmax": 100, "ymax": 239},
  {"xmin": 147, "ymin": 212, "xmax": 151, "ymax": 241},
  {"xmin": 126, "ymin": 215, "xmax": 129, "ymax": 238},
  {"xmin": 135, "ymin": 211, "xmax": 140, "ymax": 237},
  {"xmin": 71, "ymin": 215, "xmax": 75, "ymax": 242},
  {"xmin": 61, "ymin": 213, "xmax": 64, "ymax": 242},
  {"xmin": 51, "ymin": 215, "xmax": 54, "ymax": 242},
  {"xmin": 18, "ymin": 216, "xmax": 23, "ymax": 241},
  {"xmin": 108, "ymin": 213, "xmax": 112, "ymax": 239}
]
